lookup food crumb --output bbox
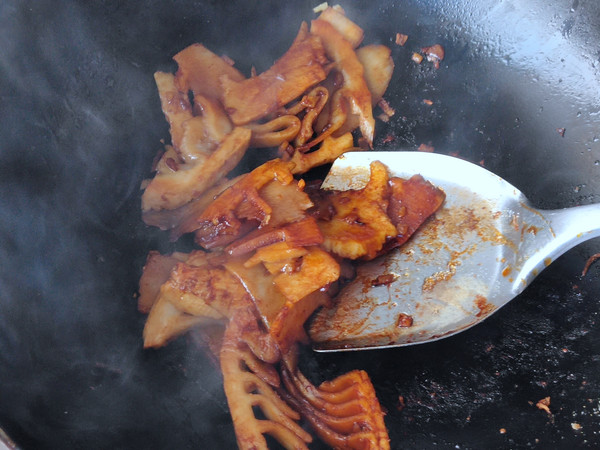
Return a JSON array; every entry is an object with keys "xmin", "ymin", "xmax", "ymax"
[
  {"xmin": 397, "ymin": 395, "xmax": 405, "ymax": 411},
  {"xmin": 418, "ymin": 143, "xmax": 435, "ymax": 152},
  {"xmin": 536, "ymin": 396, "xmax": 552, "ymax": 415},
  {"xmin": 396, "ymin": 313, "xmax": 414, "ymax": 328},
  {"xmin": 313, "ymin": 2, "xmax": 328, "ymax": 13},
  {"xmin": 423, "ymin": 99, "xmax": 433, "ymax": 106},
  {"xmin": 378, "ymin": 98, "xmax": 395, "ymax": 117},
  {"xmin": 376, "ymin": 113, "xmax": 390, "ymax": 123},
  {"xmin": 395, "ymin": 33, "xmax": 408, "ymax": 46},
  {"xmin": 412, "ymin": 52, "xmax": 423, "ymax": 64},
  {"xmin": 499, "ymin": 428, "xmax": 507, "ymax": 434},
  {"xmin": 382, "ymin": 134, "xmax": 396, "ymax": 144},
  {"xmin": 557, "ymin": 127, "xmax": 566, "ymax": 137},
  {"xmin": 421, "ymin": 44, "xmax": 445, "ymax": 69},
  {"xmin": 571, "ymin": 422, "xmax": 583, "ymax": 431},
  {"xmin": 372, "ymin": 273, "xmax": 397, "ymax": 286}
]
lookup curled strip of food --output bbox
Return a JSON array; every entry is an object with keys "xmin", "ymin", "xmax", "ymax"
[
  {"xmin": 221, "ymin": 23, "xmax": 328, "ymax": 125},
  {"xmin": 296, "ymin": 88, "xmax": 349, "ymax": 153},
  {"xmin": 281, "ymin": 353, "xmax": 390, "ymax": 450},
  {"xmin": 246, "ymin": 115, "xmax": 302, "ymax": 148},
  {"xmin": 288, "ymin": 132, "xmax": 355, "ymax": 175},
  {"xmin": 311, "ymin": 18, "xmax": 375, "ymax": 148},
  {"xmin": 292, "ymin": 86, "xmax": 329, "ymax": 147},
  {"xmin": 220, "ymin": 316, "xmax": 312, "ymax": 450},
  {"xmin": 142, "ymin": 126, "xmax": 251, "ymax": 211}
]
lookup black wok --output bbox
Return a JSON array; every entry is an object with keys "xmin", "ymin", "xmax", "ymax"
[{"xmin": 2, "ymin": 0, "xmax": 600, "ymax": 448}]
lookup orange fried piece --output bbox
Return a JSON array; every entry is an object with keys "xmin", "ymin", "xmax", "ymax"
[
  {"xmin": 384, "ymin": 174, "xmax": 446, "ymax": 252},
  {"xmin": 193, "ymin": 159, "xmax": 295, "ymax": 249},
  {"xmin": 281, "ymin": 353, "xmax": 390, "ymax": 450},
  {"xmin": 221, "ymin": 23, "xmax": 328, "ymax": 125},
  {"xmin": 226, "ymin": 244, "xmax": 337, "ymax": 354},
  {"xmin": 226, "ymin": 217, "xmax": 323, "ymax": 257},
  {"xmin": 143, "ymin": 261, "xmax": 248, "ymax": 348},
  {"xmin": 315, "ymin": 161, "xmax": 398, "ymax": 260},
  {"xmin": 272, "ymin": 247, "xmax": 340, "ymax": 303}
]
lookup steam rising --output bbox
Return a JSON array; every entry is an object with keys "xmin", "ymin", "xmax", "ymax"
[{"xmin": 0, "ymin": 1, "xmax": 230, "ymax": 448}]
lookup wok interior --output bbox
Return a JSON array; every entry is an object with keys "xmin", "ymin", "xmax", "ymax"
[{"xmin": 1, "ymin": 0, "xmax": 600, "ymax": 448}]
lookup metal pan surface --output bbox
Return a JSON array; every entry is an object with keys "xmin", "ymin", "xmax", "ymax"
[{"xmin": 1, "ymin": 0, "xmax": 600, "ymax": 448}]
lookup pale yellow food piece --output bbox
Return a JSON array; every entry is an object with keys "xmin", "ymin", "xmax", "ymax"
[
  {"xmin": 311, "ymin": 19, "xmax": 374, "ymax": 147},
  {"xmin": 317, "ymin": 5, "xmax": 364, "ymax": 48},
  {"xmin": 356, "ymin": 44, "xmax": 395, "ymax": 105},
  {"xmin": 173, "ymin": 43, "xmax": 245, "ymax": 101},
  {"xmin": 141, "ymin": 126, "xmax": 251, "ymax": 211},
  {"xmin": 137, "ymin": 250, "xmax": 189, "ymax": 313},
  {"xmin": 142, "ymin": 294, "xmax": 212, "ymax": 349}
]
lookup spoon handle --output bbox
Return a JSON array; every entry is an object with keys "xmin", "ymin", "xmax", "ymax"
[{"xmin": 516, "ymin": 203, "xmax": 600, "ymax": 290}]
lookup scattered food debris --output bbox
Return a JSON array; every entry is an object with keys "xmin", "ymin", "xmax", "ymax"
[
  {"xmin": 557, "ymin": 127, "xmax": 566, "ymax": 137},
  {"xmin": 382, "ymin": 134, "xmax": 396, "ymax": 144},
  {"xmin": 418, "ymin": 143, "xmax": 435, "ymax": 152},
  {"xmin": 536, "ymin": 396, "xmax": 552, "ymax": 415},
  {"xmin": 499, "ymin": 428, "xmax": 507, "ymax": 434},
  {"xmin": 582, "ymin": 253, "xmax": 600, "ymax": 276},
  {"xmin": 397, "ymin": 395, "xmax": 406, "ymax": 411},
  {"xmin": 421, "ymin": 44, "xmax": 445, "ymax": 69},
  {"xmin": 313, "ymin": 2, "xmax": 329, "ymax": 13},
  {"xmin": 378, "ymin": 98, "xmax": 395, "ymax": 117},
  {"xmin": 372, "ymin": 273, "xmax": 397, "ymax": 286},
  {"xmin": 412, "ymin": 52, "xmax": 424, "ymax": 64},
  {"xmin": 423, "ymin": 99, "xmax": 433, "ymax": 106},
  {"xmin": 395, "ymin": 33, "xmax": 408, "ymax": 46},
  {"xmin": 376, "ymin": 113, "xmax": 390, "ymax": 123},
  {"xmin": 396, "ymin": 313, "xmax": 414, "ymax": 328},
  {"xmin": 571, "ymin": 422, "xmax": 583, "ymax": 431}
]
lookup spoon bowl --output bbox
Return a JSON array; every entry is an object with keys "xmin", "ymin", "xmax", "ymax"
[{"xmin": 308, "ymin": 151, "xmax": 600, "ymax": 351}]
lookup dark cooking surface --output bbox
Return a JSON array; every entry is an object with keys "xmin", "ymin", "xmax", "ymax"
[{"xmin": 2, "ymin": 0, "xmax": 600, "ymax": 448}]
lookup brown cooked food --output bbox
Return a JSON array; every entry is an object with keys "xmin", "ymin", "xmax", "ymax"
[{"xmin": 137, "ymin": 5, "xmax": 445, "ymax": 449}]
